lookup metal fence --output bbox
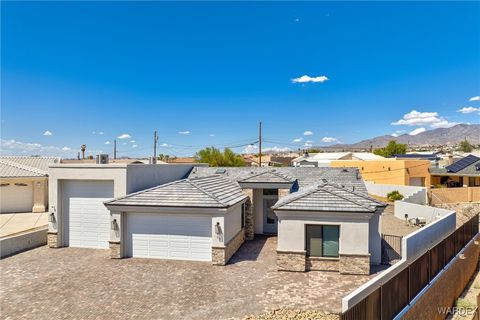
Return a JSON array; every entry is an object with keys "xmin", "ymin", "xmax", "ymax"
[
  {"xmin": 381, "ymin": 234, "xmax": 402, "ymax": 265},
  {"xmin": 341, "ymin": 214, "xmax": 479, "ymax": 320}
]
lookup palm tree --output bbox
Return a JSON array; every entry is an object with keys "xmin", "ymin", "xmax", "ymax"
[{"xmin": 81, "ymin": 144, "xmax": 87, "ymax": 159}]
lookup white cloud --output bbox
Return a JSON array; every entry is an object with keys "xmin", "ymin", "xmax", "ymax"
[
  {"xmin": 304, "ymin": 140, "xmax": 313, "ymax": 148},
  {"xmin": 243, "ymin": 144, "xmax": 258, "ymax": 154},
  {"xmin": 130, "ymin": 140, "xmax": 136, "ymax": 143},
  {"xmin": 117, "ymin": 133, "xmax": 131, "ymax": 139},
  {"xmin": 43, "ymin": 130, "xmax": 53, "ymax": 136},
  {"xmin": 132, "ymin": 145, "xmax": 138, "ymax": 148},
  {"xmin": 209, "ymin": 134, "xmax": 215, "ymax": 137},
  {"xmin": 263, "ymin": 146, "xmax": 291, "ymax": 153},
  {"xmin": 457, "ymin": 107, "xmax": 480, "ymax": 114},
  {"xmin": 0, "ymin": 139, "xmax": 73, "ymax": 156},
  {"xmin": 409, "ymin": 127, "xmax": 426, "ymax": 136},
  {"xmin": 178, "ymin": 131, "xmax": 190, "ymax": 135},
  {"xmin": 303, "ymin": 130, "xmax": 313, "ymax": 136},
  {"xmin": 92, "ymin": 131, "xmax": 104, "ymax": 135},
  {"xmin": 392, "ymin": 110, "xmax": 457, "ymax": 128},
  {"xmin": 321, "ymin": 137, "xmax": 338, "ymax": 143},
  {"xmin": 160, "ymin": 143, "xmax": 169, "ymax": 147},
  {"xmin": 292, "ymin": 138, "xmax": 303, "ymax": 143},
  {"xmin": 469, "ymin": 96, "xmax": 480, "ymax": 102},
  {"xmin": 291, "ymin": 75, "xmax": 329, "ymax": 84},
  {"xmin": 391, "ymin": 130, "xmax": 405, "ymax": 137},
  {"xmin": 105, "ymin": 141, "xmax": 111, "ymax": 145}
]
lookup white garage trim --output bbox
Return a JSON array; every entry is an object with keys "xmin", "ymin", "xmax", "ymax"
[
  {"xmin": 0, "ymin": 183, "xmax": 33, "ymax": 213},
  {"xmin": 69, "ymin": 198, "xmax": 111, "ymax": 249},
  {"xmin": 126, "ymin": 213, "xmax": 212, "ymax": 261}
]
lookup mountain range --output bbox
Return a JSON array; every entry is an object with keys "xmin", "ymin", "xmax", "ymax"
[{"xmin": 327, "ymin": 124, "xmax": 480, "ymax": 149}]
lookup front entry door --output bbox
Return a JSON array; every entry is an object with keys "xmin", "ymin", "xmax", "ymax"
[{"xmin": 263, "ymin": 196, "xmax": 278, "ymax": 234}]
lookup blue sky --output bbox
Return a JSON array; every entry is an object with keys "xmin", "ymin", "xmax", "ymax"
[{"xmin": 1, "ymin": 1, "xmax": 479, "ymax": 158}]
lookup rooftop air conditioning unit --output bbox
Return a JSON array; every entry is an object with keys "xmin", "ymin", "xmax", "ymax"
[{"xmin": 96, "ymin": 154, "xmax": 109, "ymax": 164}]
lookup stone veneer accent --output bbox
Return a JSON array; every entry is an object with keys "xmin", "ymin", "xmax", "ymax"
[
  {"xmin": 306, "ymin": 257, "xmax": 339, "ymax": 272},
  {"xmin": 212, "ymin": 228, "xmax": 245, "ymax": 266},
  {"xmin": 47, "ymin": 232, "xmax": 58, "ymax": 248},
  {"xmin": 109, "ymin": 241, "xmax": 122, "ymax": 259},
  {"xmin": 277, "ymin": 250, "xmax": 306, "ymax": 272},
  {"xmin": 243, "ymin": 189, "xmax": 254, "ymax": 240},
  {"xmin": 339, "ymin": 253, "xmax": 370, "ymax": 275}
]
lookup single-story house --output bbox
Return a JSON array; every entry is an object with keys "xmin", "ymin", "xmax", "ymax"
[
  {"xmin": 292, "ymin": 152, "xmax": 385, "ymax": 167},
  {"xmin": 0, "ymin": 156, "xmax": 60, "ymax": 213},
  {"xmin": 430, "ymin": 154, "xmax": 480, "ymax": 188},
  {"xmin": 99, "ymin": 167, "xmax": 384, "ymax": 274},
  {"xmin": 47, "ymin": 163, "xmax": 199, "ymax": 248}
]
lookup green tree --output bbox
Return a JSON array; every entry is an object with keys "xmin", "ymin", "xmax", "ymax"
[
  {"xmin": 196, "ymin": 147, "xmax": 245, "ymax": 167},
  {"xmin": 458, "ymin": 139, "xmax": 473, "ymax": 153},
  {"xmin": 373, "ymin": 140, "xmax": 407, "ymax": 158}
]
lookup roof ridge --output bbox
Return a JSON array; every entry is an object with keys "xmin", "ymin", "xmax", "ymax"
[
  {"xmin": 273, "ymin": 183, "xmax": 324, "ymax": 209},
  {"xmin": 0, "ymin": 159, "xmax": 47, "ymax": 176},
  {"xmin": 321, "ymin": 185, "xmax": 377, "ymax": 212},
  {"xmin": 103, "ymin": 178, "xmax": 187, "ymax": 204},
  {"xmin": 189, "ymin": 175, "xmax": 228, "ymax": 206}
]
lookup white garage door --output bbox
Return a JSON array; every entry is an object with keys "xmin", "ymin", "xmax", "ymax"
[
  {"xmin": 63, "ymin": 180, "xmax": 113, "ymax": 248},
  {"xmin": 69, "ymin": 198, "xmax": 111, "ymax": 249},
  {"xmin": 127, "ymin": 213, "xmax": 212, "ymax": 261},
  {"xmin": 0, "ymin": 183, "xmax": 33, "ymax": 213}
]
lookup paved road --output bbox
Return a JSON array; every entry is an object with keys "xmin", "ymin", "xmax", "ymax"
[{"xmin": 1, "ymin": 236, "xmax": 371, "ymax": 320}]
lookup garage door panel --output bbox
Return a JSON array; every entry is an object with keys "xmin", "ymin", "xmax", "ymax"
[
  {"xmin": 69, "ymin": 197, "xmax": 111, "ymax": 249},
  {"xmin": 127, "ymin": 213, "xmax": 212, "ymax": 261}
]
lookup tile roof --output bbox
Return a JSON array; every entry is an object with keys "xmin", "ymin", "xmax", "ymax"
[
  {"xmin": 238, "ymin": 170, "xmax": 296, "ymax": 183},
  {"xmin": 0, "ymin": 157, "xmax": 60, "ymax": 178},
  {"xmin": 188, "ymin": 167, "xmax": 367, "ymax": 194},
  {"xmin": 105, "ymin": 175, "xmax": 247, "ymax": 208},
  {"xmin": 272, "ymin": 183, "xmax": 385, "ymax": 212}
]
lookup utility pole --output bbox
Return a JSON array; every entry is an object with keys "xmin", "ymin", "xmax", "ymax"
[
  {"xmin": 113, "ymin": 139, "xmax": 117, "ymax": 160},
  {"xmin": 258, "ymin": 122, "xmax": 262, "ymax": 167},
  {"xmin": 153, "ymin": 130, "xmax": 158, "ymax": 164}
]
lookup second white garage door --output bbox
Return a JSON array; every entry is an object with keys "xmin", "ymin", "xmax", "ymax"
[{"xmin": 127, "ymin": 213, "xmax": 212, "ymax": 261}]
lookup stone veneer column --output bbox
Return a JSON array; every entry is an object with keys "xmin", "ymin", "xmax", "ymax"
[
  {"xmin": 109, "ymin": 241, "xmax": 122, "ymax": 259},
  {"xmin": 212, "ymin": 229, "xmax": 245, "ymax": 265},
  {"xmin": 277, "ymin": 250, "xmax": 306, "ymax": 272},
  {"xmin": 339, "ymin": 253, "xmax": 371, "ymax": 275},
  {"xmin": 243, "ymin": 189, "xmax": 254, "ymax": 240},
  {"xmin": 47, "ymin": 232, "xmax": 59, "ymax": 248}
]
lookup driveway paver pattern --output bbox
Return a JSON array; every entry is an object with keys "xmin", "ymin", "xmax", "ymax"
[{"xmin": 1, "ymin": 236, "xmax": 373, "ymax": 320}]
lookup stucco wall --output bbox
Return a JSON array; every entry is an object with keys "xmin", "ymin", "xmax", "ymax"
[
  {"xmin": 331, "ymin": 159, "xmax": 430, "ymax": 186},
  {"xmin": 126, "ymin": 164, "xmax": 194, "ymax": 194},
  {"xmin": 369, "ymin": 211, "xmax": 382, "ymax": 264},
  {"xmin": 394, "ymin": 200, "xmax": 453, "ymax": 223},
  {"xmin": 276, "ymin": 211, "xmax": 372, "ymax": 256},
  {"xmin": 223, "ymin": 203, "xmax": 242, "ymax": 244},
  {"xmin": 253, "ymin": 189, "xmax": 263, "ymax": 234},
  {"xmin": 364, "ymin": 181, "xmax": 427, "ymax": 205}
]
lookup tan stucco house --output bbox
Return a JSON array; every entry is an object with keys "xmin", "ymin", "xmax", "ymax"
[{"xmin": 0, "ymin": 156, "xmax": 60, "ymax": 213}]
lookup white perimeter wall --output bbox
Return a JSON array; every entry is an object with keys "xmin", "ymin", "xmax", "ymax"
[
  {"xmin": 342, "ymin": 209, "xmax": 456, "ymax": 312},
  {"xmin": 394, "ymin": 200, "xmax": 453, "ymax": 223},
  {"xmin": 364, "ymin": 181, "xmax": 427, "ymax": 205}
]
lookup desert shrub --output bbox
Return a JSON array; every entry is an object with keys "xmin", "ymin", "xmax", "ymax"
[{"xmin": 387, "ymin": 190, "xmax": 404, "ymax": 201}]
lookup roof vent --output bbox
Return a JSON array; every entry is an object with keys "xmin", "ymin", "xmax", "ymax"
[
  {"xmin": 215, "ymin": 168, "xmax": 226, "ymax": 174},
  {"xmin": 322, "ymin": 179, "xmax": 328, "ymax": 184},
  {"xmin": 342, "ymin": 168, "xmax": 348, "ymax": 172}
]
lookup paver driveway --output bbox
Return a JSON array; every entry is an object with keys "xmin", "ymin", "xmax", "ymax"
[{"xmin": 1, "ymin": 236, "xmax": 371, "ymax": 320}]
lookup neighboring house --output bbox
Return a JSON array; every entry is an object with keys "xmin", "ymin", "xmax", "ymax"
[
  {"xmin": 331, "ymin": 159, "xmax": 431, "ymax": 187},
  {"xmin": 430, "ymin": 154, "xmax": 480, "ymax": 188},
  {"xmin": 0, "ymin": 156, "xmax": 60, "ymax": 213},
  {"xmin": 292, "ymin": 152, "xmax": 384, "ymax": 167},
  {"xmin": 393, "ymin": 152, "xmax": 440, "ymax": 166},
  {"xmin": 46, "ymin": 163, "xmax": 199, "ymax": 249},
  {"xmin": 61, "ymin": 159, "xmax": 167, "ymax": 164}
]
